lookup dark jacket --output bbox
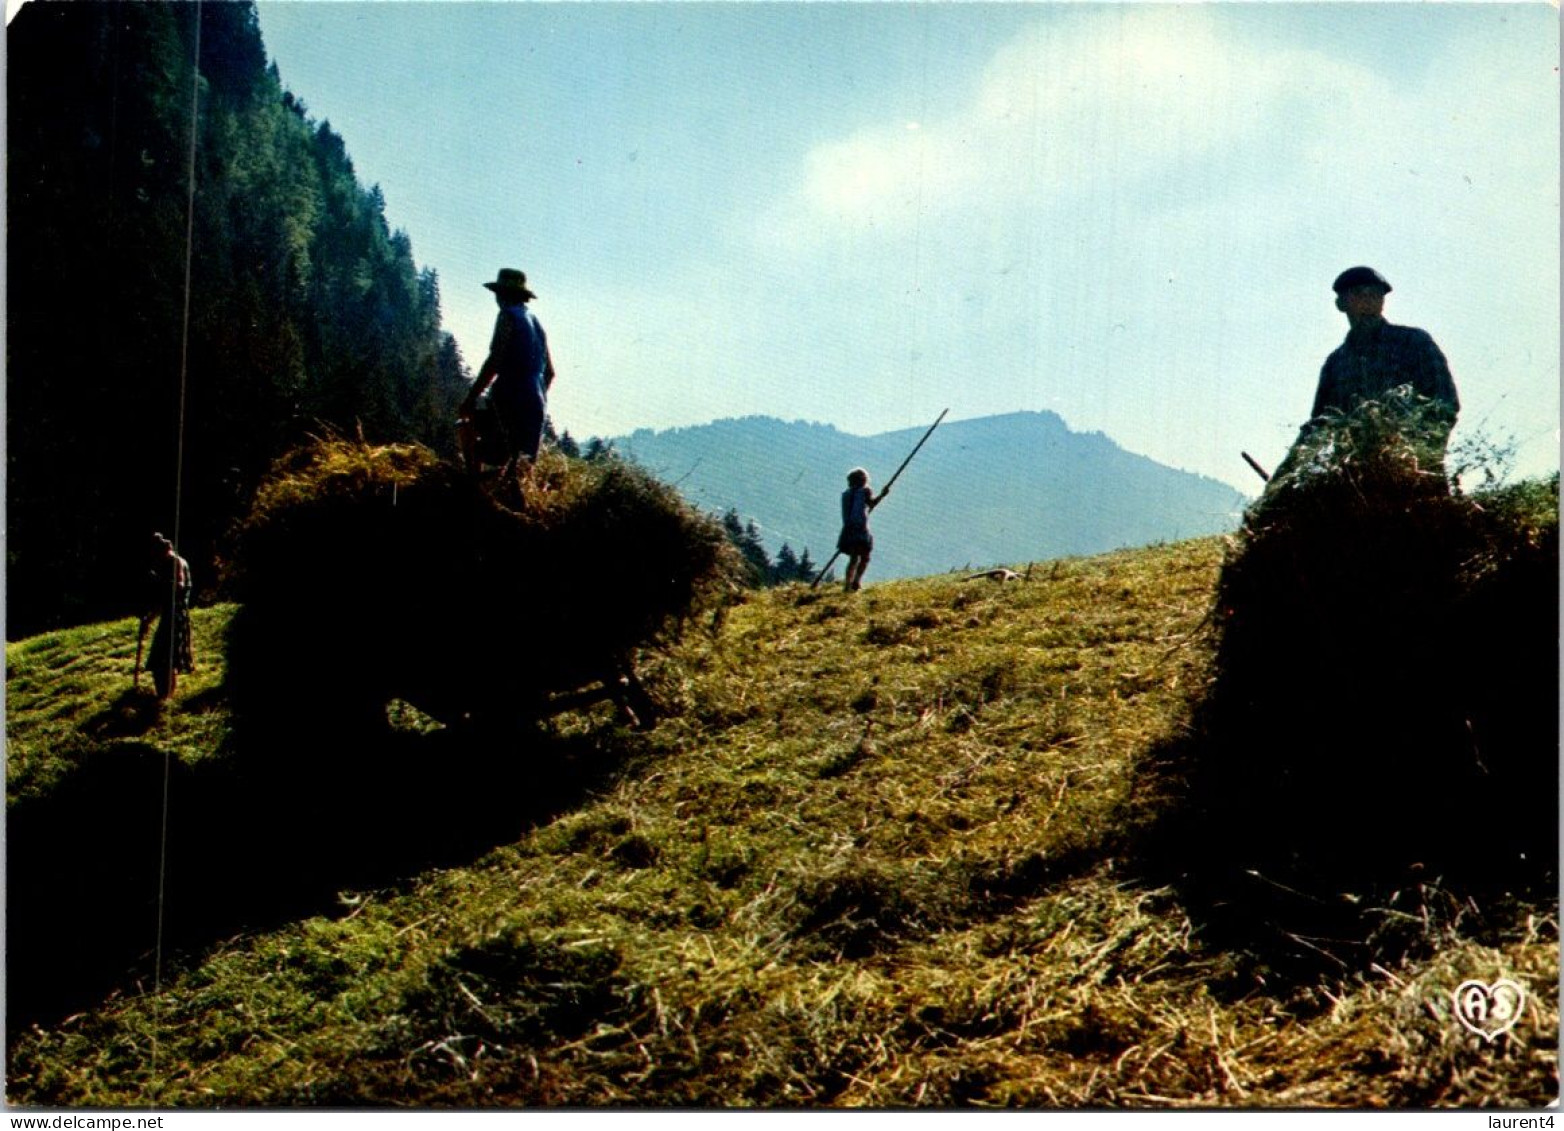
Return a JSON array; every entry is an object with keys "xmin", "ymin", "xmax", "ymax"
[{"xmin": 1312, "ymin": 320, "xmax": 1459, "ymax": 424}]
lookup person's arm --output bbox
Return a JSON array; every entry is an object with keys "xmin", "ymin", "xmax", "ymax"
[
  {"xmin": 1418, "ymin": 333, "xmax": 1459, "ymax": 418},
  {"xmin": 539, "ymin": 322, "xmax": 556, "ymax": 393},
  {"xmin": 467, "ymin": 359, "xmax": 497, "ymax": 409},
  {"xmin": 1309, "ymin": 359, "xmax": 1337, "ymax": 421},
  {"xmin": 463, "ymin": 312, "xmax": 511, "ymax": 414}
]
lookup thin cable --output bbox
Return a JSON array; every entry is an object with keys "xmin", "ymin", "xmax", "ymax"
[{"xmin": 153, "ymin": 0, "xmax": 202, "ymax": 1087}]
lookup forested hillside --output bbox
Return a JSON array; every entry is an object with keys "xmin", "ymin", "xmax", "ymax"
[{"xmin": 7, "ymin": 0, "xmax": 468, "ymax": 637}]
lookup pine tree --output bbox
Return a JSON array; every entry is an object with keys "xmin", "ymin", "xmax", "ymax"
[
  {"xmin": 796, "ymin": 547, "xmax": 817, "ymax": 583},
  {"xmin": 720, "ymin": 510, "xmax": 765, "ymax": 586},
  {"xmin": 740, "ymin": 520, "xmax": 772, "ymax": 583},
  {"xmin": 772, "ymin": 543, "xmax": 800, "ymax": 585},
  {"xmin": 5, "ymin": 0, "xmax": 476, "ymax": 635}
]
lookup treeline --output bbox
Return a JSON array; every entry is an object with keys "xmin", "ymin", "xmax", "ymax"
[
  {"xmin": 721, "ymin": 510, "xmax": 820, "ymax": 587},
  {"xmin": 550, "ymin": 434, "xmax": 821, "ymax": 588},
  {"xmin": 7, "ymin": 1, "xmax": 468, "ymax": 637}
]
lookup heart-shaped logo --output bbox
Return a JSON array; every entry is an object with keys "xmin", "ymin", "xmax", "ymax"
[{"xmin": 1452, "ymin": 979, "xmax": 1527, "ymax": 1042}]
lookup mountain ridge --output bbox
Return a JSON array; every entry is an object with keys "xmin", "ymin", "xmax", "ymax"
[{"xmin": 611, "ymin": 410, "xmax": 1250, "ymax": 578}]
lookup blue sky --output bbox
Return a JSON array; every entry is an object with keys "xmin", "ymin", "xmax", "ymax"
[{"xmin": 254, "ymin": 2, "xmax": 1559, "ymax": 493}]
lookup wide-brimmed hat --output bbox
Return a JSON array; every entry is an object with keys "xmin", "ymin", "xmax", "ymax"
[
  {"xmin": 1332, "ymin": 266, "xmax": 1392, "ymax": 295},
  {"xmin": 483, "ymin": 267, "xmax": 537, "ymax": 300}
]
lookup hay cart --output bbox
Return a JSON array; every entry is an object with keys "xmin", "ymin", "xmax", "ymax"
[{"xmin": 226, "ymin": 440, "xmax": 734, "ymax": 740}]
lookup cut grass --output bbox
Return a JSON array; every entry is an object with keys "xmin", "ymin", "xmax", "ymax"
[
  {"xmin": 5, "ymin": 607, "xmax": 235, "ymax": 804},
  {"xmin": 6, "ymin": 535, "xmax": 1557, "ymax": 1107}
]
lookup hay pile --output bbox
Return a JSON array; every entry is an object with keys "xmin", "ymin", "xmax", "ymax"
[
  {"xmin": 224, "ymin": 438, "xmax": 738, "ymax": 737},
  {"xmin": 1154, "ymin": 398, "xmax": 1557, "ymax": 968}
]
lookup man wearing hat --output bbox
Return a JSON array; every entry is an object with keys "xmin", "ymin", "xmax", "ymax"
[
  {"xmin": 460, "ymin": 267, "xmax": 556, "ymax": 471},
  {"xmin": 1310, "ymin": 266, "xmax": 1460, "ymax": 449}
]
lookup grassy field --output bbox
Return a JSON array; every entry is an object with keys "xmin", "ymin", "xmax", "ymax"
[{"xmin": 6, "ymin": 535, "xmax": 1558, "ymax": 1107}]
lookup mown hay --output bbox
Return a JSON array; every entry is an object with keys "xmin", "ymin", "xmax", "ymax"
[
  {"xmin": 1150, "ymin": 398, "xmax": 1558, "ymax": 970},
  {"xmin": 224, "ymin": 438, "xmax": 739, "ymax": 738},
  {"xmin": 8, "ymin": 529, "xmax": 1555, "ymax": 1107}
]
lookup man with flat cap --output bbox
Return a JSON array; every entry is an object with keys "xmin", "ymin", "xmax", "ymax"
[
  {"xmin": 461, "ymin": 267, "xmax": 556, "ymax": 472},
  {"xmin": 1308, "ymin": 266, "xmax": 1460, "ymax": 463}
]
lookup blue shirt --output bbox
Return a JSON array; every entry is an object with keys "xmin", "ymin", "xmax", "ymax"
[
  {"xmin": 489, "ymin": 302, "xmax": 550, "ymax": 406},
  {"xmin": 841, "ymin": 486, "xmax": 873, "ymax": 533}
]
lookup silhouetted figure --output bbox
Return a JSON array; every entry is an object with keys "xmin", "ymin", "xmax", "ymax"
[
  {"xmin": 143, "ymin": 532, "xmax": 194, "ymax": 699},
  {"xmin": 837, "ymin": 468, "xmax": 886, "ymax": 592},
  {"xmin": 460, "ymin": 268, "xmax": 556, "ymax": 475},
  {"xmin": 1307, "ymin": 266, "xmax": 1461, "ymax": 472}
]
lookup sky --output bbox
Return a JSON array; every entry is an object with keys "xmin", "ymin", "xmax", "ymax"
[{"xmin": 252, "ymin": 1, "xmax": 1560, "ymax": 493}]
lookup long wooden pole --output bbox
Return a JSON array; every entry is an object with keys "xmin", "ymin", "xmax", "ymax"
[{"xmin": 811, "ymin": 408, "xmax": 949, "ymax": 588}]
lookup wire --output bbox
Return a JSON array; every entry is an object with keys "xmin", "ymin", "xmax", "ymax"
[{"xmin": 152, "ymin": 0, "xmax": 202, "ymax": 1090}]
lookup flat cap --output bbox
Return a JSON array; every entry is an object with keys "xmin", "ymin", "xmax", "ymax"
[{"xmin": 1332, "ymin": 266, "xmax": 1392, "ymax": 295}]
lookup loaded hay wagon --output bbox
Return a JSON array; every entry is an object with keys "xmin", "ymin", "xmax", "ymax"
[
  {"xmin": 225, "ymin": 438, "xmax": 740, "ymax": 739},
  {"xmin": 1149, "ymin": 398, "xmax": 1558, "ymax": 976}
]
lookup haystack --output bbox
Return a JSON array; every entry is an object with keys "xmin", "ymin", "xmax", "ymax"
[
  {"xmin": 1153, "ymin": 397, "xmax": 1557, "ymax": 963},
  {"xmin": 225, "ymin": 439, "xmax": 739, "ymax": 737}
]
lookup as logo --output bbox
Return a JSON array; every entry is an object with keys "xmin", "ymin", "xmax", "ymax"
[{"xmin": 1452, "ymin": 979, "xmax": 1526, "ymax": 1042}]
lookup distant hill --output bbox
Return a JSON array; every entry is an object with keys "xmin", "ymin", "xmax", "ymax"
[{"xmin": 612, "ymin": 412, "xmax": 1250, "ymax": 578}]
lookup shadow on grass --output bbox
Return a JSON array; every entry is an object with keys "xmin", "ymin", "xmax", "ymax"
[
  {"xmin": 6, "ymin": 714, "xmax": 640, "ymax": 1029},
  {"xmin": 81, "ymin": 688, "xmax": 165, "ymax": 740},
  {"xmin": 11, "ymin": 442, "xmax": 741, "ymax": 1031},
  {"xmin": 1131, "ymin": 731, "xmax": 1557, "ymax": 1000}
]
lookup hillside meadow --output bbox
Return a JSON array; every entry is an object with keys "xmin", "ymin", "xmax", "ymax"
[{"xmin": 6, "ymin": 533, "xmax": 1557, "ymax": 1107}]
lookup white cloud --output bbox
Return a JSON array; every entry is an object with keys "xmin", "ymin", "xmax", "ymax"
[
  {"xmin": 555, "ymin": 7, "xmax": 1556, "ymax": 488},
  {"xmin": 773, "ymin": 8, "xmax": 1388, "ymax": 246}
]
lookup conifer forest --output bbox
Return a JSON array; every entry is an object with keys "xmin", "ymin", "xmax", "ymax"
[{"xmin": 7, "ymin": 1, "xmax": 470, "ymax": 638}]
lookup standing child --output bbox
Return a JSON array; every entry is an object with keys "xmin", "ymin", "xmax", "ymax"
[{"xmin": 837, "ymin": 468, "xmax": 887, "ymax": 592}]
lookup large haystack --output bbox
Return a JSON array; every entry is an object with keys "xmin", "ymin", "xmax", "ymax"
[
  {"xmin": 1152, "ymin": 399, "xmax": 1557, "ymax": 963},
  {"xmin": 225, "ymin": 439, "xmax": 738, "ymax": 737}
]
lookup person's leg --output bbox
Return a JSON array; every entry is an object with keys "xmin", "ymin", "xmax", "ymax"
[
  {"xmin": 150, "ymin": 619, "xmax": 173, "ymax": 699},
  {"xmin": 494, "ymin": 394, "xmax": 545, "ymax": 479},
  {"xmin": 516, "ymin": 393, "xmax": 546, "ymax": 462},
  {"xmin": 178, "ymin": 609, "xmax": 195, "ymax": 672}
]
